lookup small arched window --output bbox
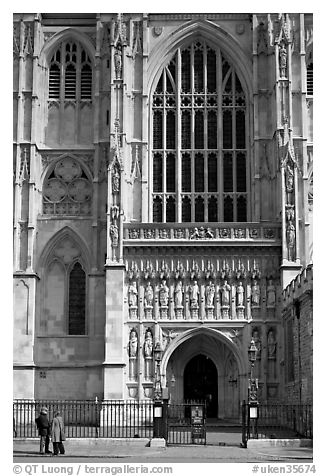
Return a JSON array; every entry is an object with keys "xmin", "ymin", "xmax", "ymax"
[
  {"xmin": 42, "ymin": 237, "xmax": 88, "ymax": 336},
  {"xmin": 151, "ymin": 40, "xmax": 248, "ymax": 223},
  {"xmin": 68, "ymin": 262, "xmax": 86, "ymax": 335}
]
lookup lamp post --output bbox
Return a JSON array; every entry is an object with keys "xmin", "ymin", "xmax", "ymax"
[
  {"xmin": 153, "ymin": 341, "xmax": 163, "ymax": 401},
  {"xmin": 247, "ymin": 338, "xmax": 259, "ymax": 438},
  {"xmin": 153, "ymin": 341, "xmax": 164, "ymax": 440}
]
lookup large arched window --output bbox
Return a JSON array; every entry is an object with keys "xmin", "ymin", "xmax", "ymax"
[{"xmin": 151, "ymin": 40, "xmax": 248, "ymax": 223}]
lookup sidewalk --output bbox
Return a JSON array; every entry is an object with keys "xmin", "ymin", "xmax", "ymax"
[{"xmin": 13, "ymin": 438, "xmax": 313, "ymax": 462}]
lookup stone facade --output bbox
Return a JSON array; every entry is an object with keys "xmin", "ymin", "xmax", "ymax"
[
  {"xmin": 282, "ymin": 265, "xmax": 313, "ymax": 405},
  {"xmin": 13, "ymin": 13, "xmax": 313, "ymax": 418}
]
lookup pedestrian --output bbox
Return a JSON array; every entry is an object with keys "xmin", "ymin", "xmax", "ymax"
[
  {"xmin": 35, "ymin": 406, "xmax": 51, "ymax": 454},
  {"xmin": 51, "ymin": 411, "xmax": 66, "ymax": 455}
]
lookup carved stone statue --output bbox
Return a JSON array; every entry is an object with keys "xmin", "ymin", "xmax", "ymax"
[
  {"xmin": 128, "ymin": 281, "xmax": 138, "ymax": 307},
  {"xmin": 190, "ymin": 227, "xmax": 199, "ymax": 239},
  {"xmin": 128, "ymin": 329, "xmax": 138, "ymax": 357},
  {"xmin": 236, "ymin": 282, "xmax": 244, "ymax": 306},
  {"xmin": 279, "ymin": 43, "xmax": 287, "ymax": 77},
  {"xmin": 220, "ymin": 280, "xmax": 231, "ymax": 306},
  {"xmin": 144, "ymin": 282, "xmax": 154, "ymax": 307},
  {"xmin": 267, "ymin": 330, "xmax": 277, "ymax": 360},
  {"xmin": 174, "ymin": 281, "xmax": 184, "ymax": 307},
  {"xmin": 286, "ymin": 222, "xmax": 296, "ymax": 260},
  {"xmin": 252, "ymin": 329, "xmax": 262, "ymax": 360},
  {"xmin": 251, "ymin": 280, "xmax": 261, "ymax": 306},
  {"xmin": 189, "ymin": 280, "xmax": 199, "ymax": 306},
  {"xmin": 144, "ymin": 329, "xmax": 153, "ymax": 358},
  {"xmin": 110, "ymin": 223, "xmax": 119, "ymax": 247},
  {"xmin": 112, "ymin": 167, "xmax": 120, "ymax": 193},
  {"xmin": 205, "ymin": 281, "xmax": 215, "ymax": 307},
  {"xmin": 285, "ymin": 165, "xmax": 294, "ymax": 194},
  {"xmin": 159, "ymin": 280, "xmax": 169, "ymax": 306},
  {"xmin": 114, "ymin": 44, "xmax": 122, "ymax": 79},
  {"xmin": 267, "ymin": 280, "xmax": 276, "ymax": 307}
]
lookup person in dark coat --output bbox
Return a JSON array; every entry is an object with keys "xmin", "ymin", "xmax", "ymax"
[
  {"xmin": 51, "ymin": 411, "xmax": 66, "ymax": 455},
  {"xmin": 35, "ymin": 407, "xmax": 51, "ymax": 454}
]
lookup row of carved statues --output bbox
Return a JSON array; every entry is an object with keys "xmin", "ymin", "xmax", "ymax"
[
  {"xmin": 127, "ymin": 327, "xmax": 277, "ymax": 361},
  {"xmin": 127, "ymin": 278, "xmax": 276, "ymax": 310},
  {"xmin": 252, "ymin": 328, "xmax": 277, "ymax": 361}
]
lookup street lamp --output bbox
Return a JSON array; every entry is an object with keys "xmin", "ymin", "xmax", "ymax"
[
  {"xmin": 153, "ymin": 341, "xmax": 164, "ymax": 440},
  {"xmin": 153, "ymin": 341, "xmax": 163, "ymax": 401},
  {"xmin": 247, "ymin": 338, "xmax": 259, "ymax": 439},
  {"xmin": 248, "ymin": 339, "xmax": 258, "ymax": 403}
]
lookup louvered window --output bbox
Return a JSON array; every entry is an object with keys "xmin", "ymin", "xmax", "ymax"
[
  {"xmin": 307, "ymin": 62, "xmax": 313, "ymax": 96},
  {"xmin": 48, "ymin": 40, "xmax": 92, "ymax": 102},
  {"xmin": 49, "ymin": 64, "xmax": 60, "ymax": 99},
  {"xmin": 151, "ymin": 40, "xmax": 248, "ymax": 222}
]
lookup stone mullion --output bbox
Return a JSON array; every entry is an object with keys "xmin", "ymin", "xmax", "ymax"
[
  {"xmin": 176, "ymin": 49, "xmax": 182, "ymax": 223},
  {"xmin": 191, "ymin": 152, "xmax": 195, "ymax": 222},
  {"xmin": 190, "ymin": 44, "xmax": 195, "ymax": 222},
  {"xmin": 217, "ymin": 49, "xmax": 224, "ymax": 221},
  {"xmin": 59, "ymin": 42, "xmax": 65, "ymax": 144},
  {"xmin": 75, "ymin": 44, "xmax": 81, "ymax": 145},
  {"xmin": 203, "ymin": 44, "xmax": 208, "ymax": 223},
  {"xmin": 252, "ymin": 15, "xmax": 260, "ymax": 223},
  {"xmin": 162, "ymin": 70, "xmax": 167, "ymax": 222},
  {"xmin": 232, "ymin": 71, "xmax": 237, "ymax": 221},
  {"xmin": 141, "ymin": 16, "xmax": 149, "ymax": 223}
]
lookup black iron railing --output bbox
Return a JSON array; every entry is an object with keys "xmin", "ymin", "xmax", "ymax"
[
  {"xmin": 167, "ymin": 401, "xmax": 206, "ymax": 445},
  {"xmin": 242, "ymin": 402, "xmax": 313, "ymax": 444},
  {"xmin": 13, "ymin": 399, "xmax": 153, "ymax": 439}
]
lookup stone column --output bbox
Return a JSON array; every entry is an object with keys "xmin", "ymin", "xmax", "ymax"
[{"xmin": 103, "ymin": 264, "xmax": 125, "ymax": 399}]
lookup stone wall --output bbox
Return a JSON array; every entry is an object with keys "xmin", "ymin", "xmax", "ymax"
[{"xmin": 282, "ymin": 265, "xmax": 313, "ymax": 404}]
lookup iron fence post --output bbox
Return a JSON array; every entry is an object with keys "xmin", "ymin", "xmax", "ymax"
[{"xmin": 241, "ymin": 400, "xmax": 247, "ymax": 447}]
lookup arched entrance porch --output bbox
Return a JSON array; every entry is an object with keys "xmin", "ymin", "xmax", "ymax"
[
  {"xmin": 161, "ymin": 328, "xmax": 246, "ymax": 420},
  {"xmin": 184, "ymin": 354, "xmax": 218, "ymax": 417}
]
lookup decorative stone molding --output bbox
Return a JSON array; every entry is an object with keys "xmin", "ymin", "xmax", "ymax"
[
  {"xmin": 42, "ymin": 156, "xmax": 92, "ymax": 216},
  {"xmin": 153, "ymin": 26, "xmax": 163, "ymax": 37},
  {"xmin": 23, "ymin": 22, "xmax": 34, "ymax": 57},
  {"xmin": 132, "ymin": 21, "xmax": 142, "ymax": 58},
  {"xmin": 125, "ymin": 256, "xmax": 278, "ymax": 283},
  {"xmin": 13, "ymin": 23, "xmax": 20, "ymax": 58},
  {"xmin": 113, "ymin": 13, "xmax": 127, "ymax": 46},
  {"xmin": 40, "ymin": 152, "xmax": 94, "ymax": 175},
  {"xmin": 19, "ymin": 146, "xmax": 30, "ymax": 183},
  {"xmin": 124, "ymin": 223, "xmax": 281, "ymax": 244}
]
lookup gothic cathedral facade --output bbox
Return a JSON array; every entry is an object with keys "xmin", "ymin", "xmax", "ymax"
[{"xmin": 13, "ymin": 13, "xmax": 313, "ymax": 419}]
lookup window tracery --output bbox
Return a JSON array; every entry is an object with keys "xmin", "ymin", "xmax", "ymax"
[
  {"xmin": 43, "ymin": 157, "xmax": 92, "ymax": 216},
  {"xmin": 151, "ymin": 40, "xmax": 248, "ymax": 223}
]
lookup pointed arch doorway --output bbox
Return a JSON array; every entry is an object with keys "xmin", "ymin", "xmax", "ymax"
[{"xmin": 184, "ymin": 354, "xmax": 218, "ymax": 418}]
